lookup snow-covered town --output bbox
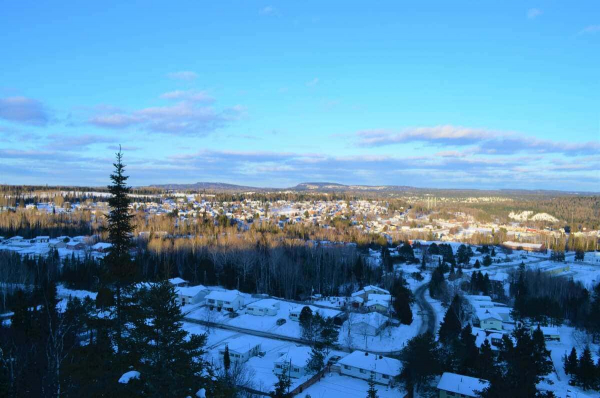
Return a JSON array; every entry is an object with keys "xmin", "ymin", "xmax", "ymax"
[{"xmin": 1, "ymin": 185, "xmax": 599, "ymax": 397}]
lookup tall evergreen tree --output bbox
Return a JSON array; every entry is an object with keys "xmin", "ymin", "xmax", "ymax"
[
  {"xmin": 576, "ymin": 346, "xmax": 597, "ymax": 390},
  {"xmin": 127, "ymin": 281, "xmax": 210, "ymax": 397},
  {"xmin": 564, "ymin": 347, "xmax": 578, "ymax": 376},
  {"xmin": 438, "ymin": 295, "xmax": 462, "ymax": 342},
  {"xmin": 367, "ymin": 374, "xmax": 379, "ymax": 398},
  {"xmin": 105, "ymin": 149, "xmax": 135, "ymax": 354},
  {"xmin": 397, "ymin": 333, "xmax": 441, "ymax": 397}
]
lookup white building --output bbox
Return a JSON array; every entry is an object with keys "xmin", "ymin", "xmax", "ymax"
[
  {"xmin": 338, "ymin": 351, "xmax": 401, "ymax": 385},
  {"xmin": 288, "ymin": 305, "xmax": 340, "ymax": 322},
  {"xmin": 219, "ymin": 336, "xmax": 261, "ymax": 363},
  {"xmin": 476, "ymin": 309, "xmax": 503, "ymax": 331},
  {"xmin": 436, "ymin": 372, "xmax": 490, "ymax": 398},
  {"xmin": 176, "ymin": 285, "xmax": 209, "ymax": 306},
  {"xmin": 584, "ymin": 251, "xmax": 600, "ymax": 264},
  {"xmin": 245, "ymin": 299, "xmax": 280, "ymax": 316},
  {"xmin": 205, "ymin": 290, "xmax": 244, "ymax": 312},
  {"xmin": 168, "ymin": 277, "xmax": 189, "ymax": 287},
  {"xmin": 351, "ymin": 285, "xmax": 390, "ymax": 302},
  {"xmin": 347, "ymin": 312, "xmax": 389, "ymax": 336},
  {"xmin": 273, "ymin": 346, "xmax": 312, "ymax": 378}
]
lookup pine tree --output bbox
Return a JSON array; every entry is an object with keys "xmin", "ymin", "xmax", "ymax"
[
  {"xmin": 223, "ymin": 344, "xmax": 231, "ymax": 376},
  {"xmin": 397, "ymin": 333, "xmax": 441, "ymax": 396},
  {"xmin": 531, "ymin": 325, "xmax": 553, "ymax": 377},
  {"xmin": 319, "ymin": 318, "xmax": 339, "ymax": 355},
  {"xmin": 439, "ymin": 295, "xmax": 462, "ymax": 342},
  {"xmin": 564, "ymin": 347, "xmax": 578, "ymax": 376},
  {"xmin": 127, "ymin": 281, "xmax": 210, "ymax": 397},
  {"xmin": 478, "ymin": 339, "xmax": 496, "ymax": 381},
  {"xmin": 299, "ymin": 306, "xmax": 314, "ymax": 340},
  {"xmin": 576, "ymin": 346, "xmax": 597, "ymax": 390},
  {"xmin": 367, "ymin": 374, "xmax": 379, "ymax": 398},
  {"xmin": 306, "ymin": 344, "xmax": 325, "ymax": 373},
  {"xmin": 105, "ymin": 149, "xmax": 135, "ymax": 354},
  {"xmin": 273, "ymin": 364, "xmax": 292, "ymax": 397}
]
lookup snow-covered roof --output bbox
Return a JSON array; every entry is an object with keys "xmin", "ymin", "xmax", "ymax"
[
  {"xmin": 437, "ymin": 372, "xmax": 490, "ymax": 397},
  {"xmin": 247, "ymin": 298, "xmax": 279, "ymax": 309},
  {"xmin": 168, "ymin": 277, "xmax": 188, "ymax": 285},
  {"xmin": 275, "ymin": 345, "xmax": 312, "ymax": 368},
  {"xmin": 177, "ymin": 285, "xmax": 207, "ymax": 297},
  {"xmin": 476, "ymin": 309, "xmax": 502, "ymax": 321},
  {"xmin": 338, "ymin": 351, "xmax": 401, "ymax": 376},
  {"xmin": 222, "ymin": 336, "xmax": 261, "ymax": 353},
  {"xmin": 351, "ymin": 285, "xmax": 389, "ymax": 297},
  {"xmin": 205, "ymin": 289, "xmax": 241, "ymax": 302},
  {"xmin": 349, "ymin": 312, "xmax": 389, "ymax": 327},
  {"xmin": 118, "ymin": 370, "xmax": 140, "ymax": 384},
  {"xmin": 92, "ymin": 242, "xmax": 112, "ymax": 250}
]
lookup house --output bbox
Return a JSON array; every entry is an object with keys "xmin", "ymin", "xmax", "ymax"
[
  {"xmin": 246, "ymin": 299, "xmax": 280, "ymax": 316},
  {"xmin": 205, "ymin": 290, "xmax": 244, "ymax": 312},
  {"xmin": 351, "ymin": 285, "xmax": 390, "ymax": 302},
  {"xmin": 219, "ymin": 336, "xmax": 261, "ymax": 363},
  {"xmin": 288, "ymin": 305, "xmax": 341, "ymax": 322},
  {"xmin": 91, "ymin": 242, "xmax": 112, "ymax": 253},
  {"xmin": 33, "ymin": 236, "xmax": 50, "ymax": 243},
  {"xmin": 176, "ymin": 285, "xmax": 208, "ymax": 306},
  {"xmin": 168, "ymin": 277, "xmax": 189, "ymax": 287},
  {"xmin": 67, "ymin": 241, "xmax": 86, "ymax": 250},
  {"xmin": 347, "ymin": 312, "xmax": 389, "ymax": 336},
  {"xmin": 49, "ymin": 238, "xmax": 67, "ymax": 249},
  {"xmin": 365, "ymin": 294, "xmax": 392, "ymax": 313},
  {"xmin": 476, "ymin": 309, "xmax": 503, "ymax": 331},
  {"xmin": 437, "ymin": 372, "xmax": 490, "ymax": 398},
  {"xmin": 338, "ymin": 351, "xmax": 401, "ymax": 385},
  {"xmin": 502, "ymin": 241, "xmax": 546, "ymax": 253},
  {"xmin": 273, "ymin": 346, "xmax": 312, "ymax": 378},
  {"xmin": 531, "ymin": 326, "xmax": 560, "ymax": 341}
]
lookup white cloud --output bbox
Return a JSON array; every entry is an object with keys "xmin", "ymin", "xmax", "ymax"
[
  {"xmin": 259, "ymin": 6, "xmax": 277, "ymax": 16},
  {"xmin": 527, "ymin": 8, "xmax": 542, "ymax": 19},
  {"xmin": 306, "ymin": 77, "xmax": 319, "ymax": 87},
  {"xmin": 167, "ymin": 71, "xmax": 199, "ymax": 81},
  {"xmin": 578, "ymin": 25, "xmax": 600, "ymax": 35}
]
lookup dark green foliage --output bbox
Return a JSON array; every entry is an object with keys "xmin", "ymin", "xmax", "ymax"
[
  {"xmin": 564, "ymin": 347, "xmax": 578, "ymax": 376},
  {"xmin": 306, "ymin": 344, "xmax": 325, "ymax": 373},
  {"xmin": 392, "ymin": 277, "xmax": 414, "ymax": 325},
  {"xmin": 576, "ymin": 347, "xmax": 598, "ymax": 390},
  {"xmin": 429, "ymin": 264, "xmax": 448, "ymax": 301},
  {"xmin": 438, "ymin": 295, "xmax": 463, "ymax": 342},
  {"xmin": 272, "ymin": 364, "xmax": 292, "ymax": 397},
  {"xmin": 397, "ymin": 333, "xmax": 442, "ymax": 396},
  {"xmin": 367, "ymin": 374, "xmax": 379, "ymax": 398},
  {"xmin": 126, "ymin": 281, "xmax": 210, "ymax": 397}
]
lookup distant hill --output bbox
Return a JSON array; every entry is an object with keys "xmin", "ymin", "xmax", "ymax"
[
  {"xmin": 150, "ymin": 182, "xmax": 266, "ymax": 191},
  {"xmin": 147, "ymin": 181, "xmax": 596, "ymax": 196}
]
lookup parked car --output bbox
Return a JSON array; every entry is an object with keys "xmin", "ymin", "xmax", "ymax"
[{"xmin": 276, "ymin": 318, "xmax": 286, "ymax": 326}]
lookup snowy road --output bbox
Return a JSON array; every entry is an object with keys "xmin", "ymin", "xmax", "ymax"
[{"xmin": 415, "ymin": 283, "xmax": 436, "ymax": 335}]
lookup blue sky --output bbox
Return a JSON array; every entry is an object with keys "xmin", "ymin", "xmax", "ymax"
[{"xmin": 1, "ymin": 1, "xmax": 599, "ymax": 191}]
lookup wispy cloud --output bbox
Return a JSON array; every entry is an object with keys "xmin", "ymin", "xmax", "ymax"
[
  {"xmin": 306, "ymin": 77, "xmax": 319, "ymax": 87},
  {"xmin": 89, "ymin": 91, "xmax": 244, "ymax": 135},
  {"xmin": 527, "ymin": 8, "xmax": 542, "ymax": 19},
  {"xmin": 356, "ymin": 125, "xmax": 600, "ymax": 157},
  {"xmin": 45, "ymin": 134, "xmax": 115, "ymax": 151},
  {"xmin": 0, "ymin": 96, "xmax": 49, "ymax": 126},
  {"xmin": 578, "ymin": 25, "xmax": 600, "ymax": 35},
  {"xmin": 160, "ymin": 90, "xmax": 214, "ymax": 103},
  {"xmin": 259, "ymin": 6, "xmax": 277, "ymax": 16},
  {"xmin": 167, "ymin": 71, "xmax": 199, "ymax": 81}
]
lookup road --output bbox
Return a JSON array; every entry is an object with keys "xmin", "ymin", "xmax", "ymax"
[{"xmin": 415, "ymin": 283, "xmax": 436, "ymax": 335}]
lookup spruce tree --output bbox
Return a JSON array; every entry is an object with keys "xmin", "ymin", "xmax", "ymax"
[
  {"xmin": 367, "ymin": 374, "xmax": 379, "ymax": 398},
  {"xmin": 397, "ymin": 332, "xmax": 441, "ymax": 396},
  {"xmin": 306, "ymin": 344, "xmax": 325, "ymax": 373},
  {"xmin": 127, "ymin": 281, "xmax": 210, "ymax": 397},
  {"xmin": 439, "ymin": 295, "xmax": 462, "ymax": 342},
  {"xmin": 105, "ymin": 149, "xmax": 135, "ymax": 354},
  {"xmin": 576, "ymin": 346, "xmax": 597, "ymax": 390},
  {"xmin": 564, "ymin": 347, "xmax": 578, "ymax": 376},
  {"xmin": 273, "ymin": 364, "xmax": 292, "ymax": 397},
  {"xmin": 223, "ymin": 344, "xmax": 231, "ymax": 376},
  {"xmin": 531, "ymin": 325, "xmax": 553, "ymax": 377}
]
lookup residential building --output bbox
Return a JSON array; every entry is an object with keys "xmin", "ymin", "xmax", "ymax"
[
  {"xmin": 176, "ymin": 285, "xmax": 208, "ymax": 306},
  {"xmin": 347, "ymin": 312, "xmax": 389, "ymax": 336},
  {"xmin": 205, "ymin": 290, "xmax": 244, "ymax": 312},
  {"xmin": 246, "ymin": 299, "xmax": 280, "ymax": 316},
  {"xmin": 436, "ymin": 372, "xmax": 490, "ymax": 398},
  {"xmin": 338, "ymin": 351, "xmax": 401, "ymax": 385},
  {"xmin": 219, "ymin": 336, "xmax": 261, "ymax": 363},
  {"xmin": 273, "ymin": 346, "xmax": 312, "ymax": 378}
]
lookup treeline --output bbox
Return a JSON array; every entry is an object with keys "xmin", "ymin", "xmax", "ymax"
[{"xmin": 510, "ymin": 269, "xmax": 598, "ymax": 332}]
